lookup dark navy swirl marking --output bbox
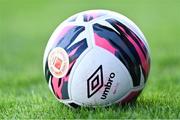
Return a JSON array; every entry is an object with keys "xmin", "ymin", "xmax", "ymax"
[
  {"xmin": 66, "ymin": 38, "xmax": 88, "ymax": 64},
  {"xmin": 93, "ymin": 22, "xmax": 150, "ymax": 86},
  {"xmin": 56, "ymin": 26, "xmax": 85, "ymax": 48},
  {"xmin": 106, "ymin": 19, "xmax": 148, "ymax": 60},
  {"xmin": 106, "ymin": 19, "xmax": 150, "ymax": 81}
]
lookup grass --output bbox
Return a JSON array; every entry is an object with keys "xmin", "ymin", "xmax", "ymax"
[{"xmin": 0, "ymin": 0, "xmax": 180, "ymax": 119}]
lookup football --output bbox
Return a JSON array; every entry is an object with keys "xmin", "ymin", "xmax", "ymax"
[{"xmin": 43, "ymin": 10, "xmax": 151, "ymax": 108}]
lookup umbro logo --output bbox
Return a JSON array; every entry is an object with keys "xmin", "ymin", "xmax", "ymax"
[{"xmin": 87, "ymin": 65, "xmax": 103, "ymax": 98}]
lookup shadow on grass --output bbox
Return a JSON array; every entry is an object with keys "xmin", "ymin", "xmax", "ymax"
[
  {"xmin": 61, "ymin": 96, "xmax": 180, "ymax": 119},
  {"xmin": 66, "ymin": 101, "xmax": 139, "ymax": 118}
]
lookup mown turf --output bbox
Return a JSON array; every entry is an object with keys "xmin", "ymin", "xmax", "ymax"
[{"xmin": 0, "ymin": 0, "xmax": 180, "ymax": 119}]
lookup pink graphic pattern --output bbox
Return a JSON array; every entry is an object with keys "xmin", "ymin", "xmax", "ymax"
[
  {"xmin": 116, "ymin": 24, "xmax": 150, "ymax": 75},
  {"xmin": 94, "ymin": 33, "xmax": 116, "ymax": 54},
  {"xmin": 51, "ymin": 77, "xmax": 63, "ymax": 99}
]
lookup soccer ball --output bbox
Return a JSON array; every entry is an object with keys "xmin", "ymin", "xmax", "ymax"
[{"xmin": 43, "ymin": 10, "xmax": 150, "ymax": 108}]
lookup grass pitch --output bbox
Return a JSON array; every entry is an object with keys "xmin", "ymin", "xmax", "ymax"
[{"xmin": 0, "ymin": 0, "xmax": 180, "ymax": 119}]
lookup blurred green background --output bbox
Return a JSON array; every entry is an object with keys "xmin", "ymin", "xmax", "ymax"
[{"xmin": 0, "ymin": 0, "xmax": 180, "ymax": 119}]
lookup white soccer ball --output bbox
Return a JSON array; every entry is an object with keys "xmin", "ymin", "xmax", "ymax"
[{"xmin": 43, "ymin": 10, "xmax": 151, "ymax": 108}]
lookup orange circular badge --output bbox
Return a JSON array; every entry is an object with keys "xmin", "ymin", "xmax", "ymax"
[{"xmin": 48, "ymin": 47, "xmax": 69, "ymax": 78}]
